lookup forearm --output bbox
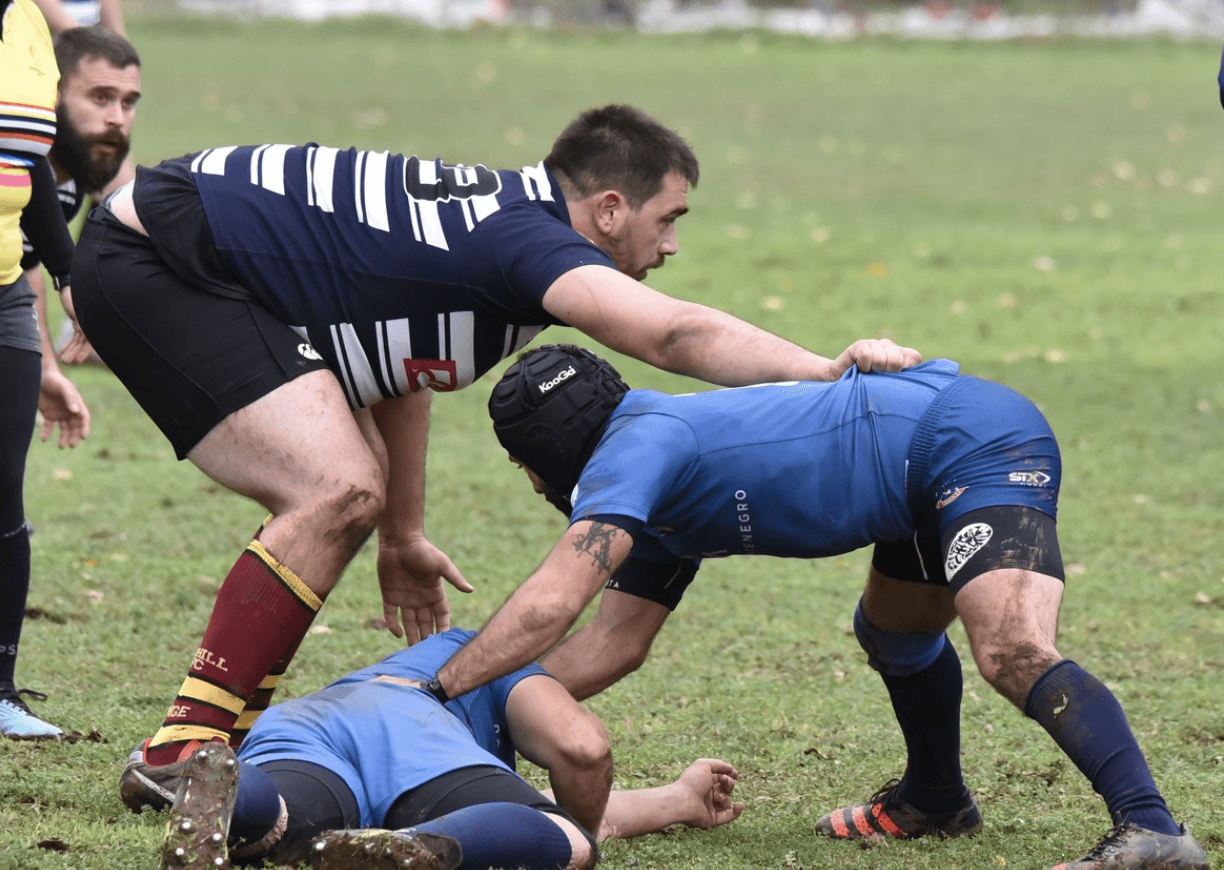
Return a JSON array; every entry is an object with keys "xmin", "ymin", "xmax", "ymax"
[
  {"xmin": 437, "ymin": 575, "xmax": 585, "ymax": 697},
  {"xmin": 20, "ymin": 158, "xmax": 74, "ymax": 290},
  {"xmin": 541, "ymin": 588, "xmax": 670, "ymax": 701},
  {"xmin": 99, "ymin": 0, "xmax": 126, "ymax": 34},
  {"xmin": 658, "ymin": 302, "xmax": 836, "ymax": 386},
  {"xmin": 542, "ymin": 621, "xmax": 642, "ymax": 701},
  {"xmin": 30, "ymin": 0, "xmax": 79, "ymax": 33},
  {"xmin": 370, "ymin": 389, "xmax": 431, "ymax": 543},
  {"xmin": 599, "ymin": 781, "xmax": 693, "ymax": 840}
]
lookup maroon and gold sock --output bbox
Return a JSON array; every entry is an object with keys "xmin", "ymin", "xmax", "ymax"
[
  {"xmin": 227, "ymin": 632, "xmax": 306, "ymax": 750},
  {"xmin": 145, "ymin": 540, "xmax": 322, "ymax": 766}
]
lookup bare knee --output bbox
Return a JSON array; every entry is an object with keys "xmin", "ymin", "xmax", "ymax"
[
  {"xmin": 971, "ymin": 639, "xmax": 1061, "ymax": 708},
  {"xmin": 320, "ymin": 476, "xmax": 385, "ymax": 554},
  {"xmin": 554, "ymin": 706, "xmax": 613, "ymax": 782}
]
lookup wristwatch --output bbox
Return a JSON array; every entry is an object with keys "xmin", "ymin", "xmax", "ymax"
[{"xmin": 423, "ymin": 677, "xmax": 450, "ymax": 704}]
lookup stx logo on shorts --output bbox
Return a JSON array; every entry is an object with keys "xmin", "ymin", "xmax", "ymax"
[
  {"xmin": 945, "ymin": 522, "xmax": 993, "ymax": 580},
  {"xmin": 297, "ymin": 343, "xmax": 322, "ymax": 361},
  {"xmin": 1008, "ymin": 470, "xmax": 1051, "ymax": 486}
]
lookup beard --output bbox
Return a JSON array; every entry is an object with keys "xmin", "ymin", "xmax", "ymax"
[{"xmin": 52, "ymin": 107, "xmax": 130, "ymax": 194}]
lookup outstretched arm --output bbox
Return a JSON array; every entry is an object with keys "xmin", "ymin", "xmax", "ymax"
[
  {"xmin": 541, "ymin": 758, "xmax": 744, "ymax": 841},
  {"xmin": 543, "ymin": 265, "xmax": 920, "ymax": 385},
  {"xmin": 435, "ymin": 520, "xmax": 634, "ymax": 698}
]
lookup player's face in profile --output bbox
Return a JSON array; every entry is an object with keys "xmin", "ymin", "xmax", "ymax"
[
  {"xmin": 607, "ymin": 170, "xmax": 689, "ymax": 281},
  {"xmin": 513, "ymin": 460, "xmax": 573, "ymax": 516},
  {"xmin": 53, "ymin": 57, "xmax": 141, "ymax": 192}
]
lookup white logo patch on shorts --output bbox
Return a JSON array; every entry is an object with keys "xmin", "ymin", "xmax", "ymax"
[
  {"xmin": 945, "ymin": 522, "xmax": 993, "ymax": 580},
  {"xmin": 297, "ymin": 343, "xmax": 322, "ymax": 361}
]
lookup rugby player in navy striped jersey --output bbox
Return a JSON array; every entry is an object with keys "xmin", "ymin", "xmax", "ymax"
[{"xmin": 68, "ymin": 104, "xmax": 920, "ymax": 810}]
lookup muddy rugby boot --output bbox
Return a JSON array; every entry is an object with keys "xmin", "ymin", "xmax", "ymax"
[
  {"xmin": 815, "ymin": 779, "xmax": 982, "ymax": 840},
  {"xmin": 122, "ymin": 738, "xmax": 229, "ymax": 813},
  {"xmin": 160, "ymin": 742, "xmax": 240, "ymax": 870},
  {"xmin": 309, "ymin": 828, "xmax": 462, "ymax": 870},
  {"xmin": 1046, "ymin": 823, "xmax": 1209, "ymax": 870}
]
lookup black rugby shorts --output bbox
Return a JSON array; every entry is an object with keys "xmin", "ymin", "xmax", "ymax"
[{"xmin": 71, "ymin": 211, "xmax": 329, "ymax": 459}]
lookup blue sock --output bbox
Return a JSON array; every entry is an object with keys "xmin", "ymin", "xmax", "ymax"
[
  {"xmin": 229, "ymin": 761, "xmax": 283, "ymax": 851},
  {"xmin": 1025, "ymin": 660, "xmax": 1179, "ymax": 836},
  {"xmin": 854, "ymin": 603, "xmax": 968, "ymax": 813},
  {"xmin": 880, "ymin": 638, "xmax": 970, "ymax": 812},
  {"xmin": 411, "ymin": 802, "xmax": 578, "ymax": 870}
]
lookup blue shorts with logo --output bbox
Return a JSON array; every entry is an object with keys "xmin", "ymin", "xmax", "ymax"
[
  {"xmin": 873, "ymin": 375, "xmax": 1063, "ymax": 592},
  {"xmin": 909, "ymin": 374, "xmax": 1061, "ymax": 535}
]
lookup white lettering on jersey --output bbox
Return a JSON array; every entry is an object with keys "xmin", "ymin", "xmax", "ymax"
[
  {"xmin": 306, "ymin": 145, "xmax": 339, "ymax": 213},
  {"xmin": 404, "ymin": 159, "xmax": 448, "ymax": 250}
]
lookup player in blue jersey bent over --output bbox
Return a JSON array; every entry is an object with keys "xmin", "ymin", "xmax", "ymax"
[
  {"xmin": 67, "ymin": 104, "xmax": 920, "ymax": 812},
  {"xmin": 156, "ymin": 627, "xmax": 744, "ymax": 870},
  {"xmin": 420, "ymin": 345, "xmax": 1208, "ymax": 870}
]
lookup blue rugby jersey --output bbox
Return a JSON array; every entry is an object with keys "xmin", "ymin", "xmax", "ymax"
[
  {"xmin": 186, "ymin": 145, "xmax": 616, "ymax": 407},
  {"xmin": 573, "ymin": 357, "xmax": 1060, "ymax": 592},
  {"xmin": 238, "ymin": 628, "xmax": 548, "ymax": 827},
  {"xmin": 572, "ymin": 360, "xmax": 965, "ymax": 561}
]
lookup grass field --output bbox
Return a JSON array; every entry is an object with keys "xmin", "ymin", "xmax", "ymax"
[{"xmin": 3, "ymin": 17, "xmax": 1223, "ymax": 870}]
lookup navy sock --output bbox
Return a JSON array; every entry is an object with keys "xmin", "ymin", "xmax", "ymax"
[
  {"xmin": 880, "ymin": 638, "xmax": 970, "ymax": 813},
  {"xmin": 229, "ymin": 761, "xmax": 284, "ymax": 851},
  {"xmin": 412, "ymin": 802, "xmax": 575, "ymax": 870},
  {"xmin": 1025, "ymin": 660, "xmax": 1178, "ymax": 836}
]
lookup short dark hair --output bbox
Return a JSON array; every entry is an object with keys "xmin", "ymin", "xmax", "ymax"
[
  {"xmin": 544, "ymin": 105, "xmax": 699, "ymax": 208},
  {"xmin": 54, "ymin": 26, "xmax": 141, "ymax": 82}
]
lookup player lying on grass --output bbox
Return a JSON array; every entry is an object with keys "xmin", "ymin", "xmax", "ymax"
[
  {"xmin": 159, "ymin": 627, "xmax": 744, "ymax": 870},
  {"xmin": 417, "ymin": 345, "xmax": 1207, "ymax": 870}
]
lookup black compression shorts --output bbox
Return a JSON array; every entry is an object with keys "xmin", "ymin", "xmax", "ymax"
[{"xmin": 871, "ymin": 505, "xmax": 1064, "ymax": 597}]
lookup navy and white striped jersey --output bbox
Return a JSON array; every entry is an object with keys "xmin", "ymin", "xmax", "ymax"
[{"xmin": 186, "ymin": 144, "xmax": 616, "ymax": 408}]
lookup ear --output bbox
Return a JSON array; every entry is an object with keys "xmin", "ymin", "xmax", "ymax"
[{"xmin": 594, "ymin": 190, "xmax": 624, "ymax": 234}]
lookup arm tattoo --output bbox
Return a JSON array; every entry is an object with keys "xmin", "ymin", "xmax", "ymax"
[{"xmin": 570, "ymin": 522, "xmax": 622, "ymax": 574}]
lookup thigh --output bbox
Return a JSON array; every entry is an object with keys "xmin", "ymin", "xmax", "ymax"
[
  {"xmin": 185, "ymin": 369, "xmax": 379, "ymax": 515},
  {"xmin": 260, "ymin": 760, "xmax": 360, "ymax": 867},
  {"xmin": 384, "ymin": 765, "xmax": 575, "ymax": 829},
  {"xmin": 72, "ymin": 217, "xmax": 330, "ymax": 460},
  {"xmin": 863, "ymin": 539, "xmax": 957, "ymax": 633}
]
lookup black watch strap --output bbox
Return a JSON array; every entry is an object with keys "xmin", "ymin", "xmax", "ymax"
[{"xmin": 423, "ymin": 677, "xmax": 450, "ymax": 704}]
